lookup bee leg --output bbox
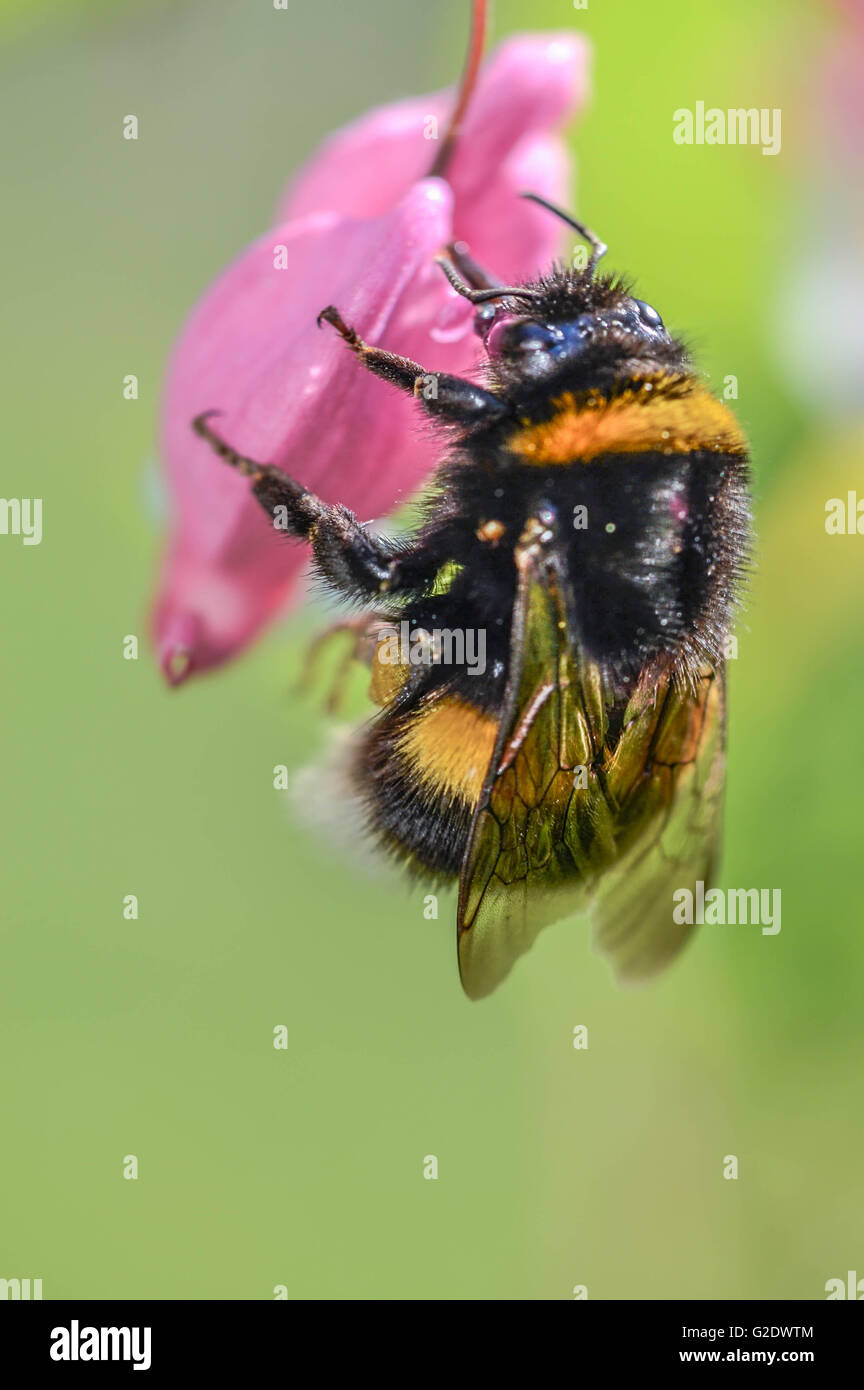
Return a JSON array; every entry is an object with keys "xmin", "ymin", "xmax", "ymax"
[
  {"xmin": 317, "ymin": 306, "xmax": 507, "ymax": 426},
  {"xmin": 297, "ymin": 615, "xmax": 378, "ymax": 714},
  {"xmin": 192, "ymin": 412, "xmax": 440, "ymax": 604}
]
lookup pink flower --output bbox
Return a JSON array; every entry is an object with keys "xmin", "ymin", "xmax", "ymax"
[
  {"xmin": 775, "ymin": 0, "xmax": 864, "ymax": 412},
  {"xmin": 153, "ymin": 33, "xmax": 590, "ymax": 685}
]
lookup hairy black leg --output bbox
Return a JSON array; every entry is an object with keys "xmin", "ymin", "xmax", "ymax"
[
  {"xmin": 192, "ymin": 412, "xmax": 443, "ymax": 604},
  {"xmin": 317, "ymin": 306, "xmax": 507, "ymax": 425},
  {"xmin": 193, "ymin": 411, "xmax": 323, "ymax": 533}
]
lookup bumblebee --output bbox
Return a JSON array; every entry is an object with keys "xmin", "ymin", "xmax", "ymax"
[{"xmin": 194, "ymin": 194, "xmax": 751, "ymax": 999}]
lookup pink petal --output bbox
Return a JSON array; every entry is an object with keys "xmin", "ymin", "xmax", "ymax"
[
  {"xmin": 281, "ymin": 96, "xmax": 439, "ymax": 223},
  {"xmin": 277, "ymin": 32, "xmax": 590, "ymax": 361},
  {"xmin": 279, "ymin": 33, "xmax": 589, "ymax": 257},
  {"xmin": 444, "ymin": 34, "xmax": 590, "ymax": 202},
  {"xmin": 154, "ymin": 181, "xmax": 458, "ymax": 683},
  {"xmin": 155, "ymin": 33, "xmax": 593, "ymax": 683},
  {"xmin": 452, "ymin": 132, "xmax": 574, "ymax": 282}
]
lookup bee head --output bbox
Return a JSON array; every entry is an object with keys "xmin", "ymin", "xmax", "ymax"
[
  {"xmin": 436, "ymin": 194, "xmax": 687, "ymax": 386},
  {"xmin": 473, "ymin": 288, "xmax": 673, "ymax": 381}
]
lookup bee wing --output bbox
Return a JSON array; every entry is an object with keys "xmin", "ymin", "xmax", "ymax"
[
  {"xmin": 588, "ymin": 666, "xmax": 727, "ymax": 983},
  {"xmin": 456, "ymin": 541, "xmax": 611, "ymax": 999},
  {"xmin": 456, "ymin": 531, "xmax": 727, "ymax": 999}
]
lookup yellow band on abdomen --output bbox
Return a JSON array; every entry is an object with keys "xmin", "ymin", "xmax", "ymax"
[{"xmin": 398, "ymin": 696, "xmax": 498, "ymax": 805}]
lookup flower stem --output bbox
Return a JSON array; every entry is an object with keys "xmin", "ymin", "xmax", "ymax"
[{"xmin": 427, "ymin": 0, "xmax": 488, "ymax": 179}]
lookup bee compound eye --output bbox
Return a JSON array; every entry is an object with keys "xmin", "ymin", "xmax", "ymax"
[
  {"xmin": 633, "ymin": 299, "xmax": 664, "ymax": 330},
  {"xmin": 485, "ymin": 317, "xmax": 560, "ymax": 356}
]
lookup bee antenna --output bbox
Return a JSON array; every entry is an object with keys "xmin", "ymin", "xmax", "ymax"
[
  {"xmin": 520, "ymin": 191, "xmax": 608, "ymax": 272},
  {"xmin": 435, "ymin": 254, "xmax": 541, "ymax": 305}
]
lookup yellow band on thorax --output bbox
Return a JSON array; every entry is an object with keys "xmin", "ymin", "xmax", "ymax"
[{"xmin": 509, "ymin": 377, "xmax": 748, "ymax": 465}]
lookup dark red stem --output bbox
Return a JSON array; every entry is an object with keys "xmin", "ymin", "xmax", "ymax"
[{"xmin": 426, "ymin": 0, "xmax": 488, "ymax": 179}]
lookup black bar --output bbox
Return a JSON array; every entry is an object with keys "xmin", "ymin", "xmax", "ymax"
[{"xmin": 2, "ymin": 1299, "xmax": 858, "ymax": 1374}]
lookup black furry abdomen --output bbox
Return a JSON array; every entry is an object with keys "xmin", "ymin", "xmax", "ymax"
[{"xmin": 558, "ymin": 447, "xmax": 749, "ymax": 678}]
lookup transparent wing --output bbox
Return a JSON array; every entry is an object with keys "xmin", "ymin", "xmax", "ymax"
[
  {"xmin": 588, "ymin": 666, "xmax": 726, "ymax": 983},
  {"xmin": 456, "ymin": 533, "xmax": 726, "ymax": 998}
]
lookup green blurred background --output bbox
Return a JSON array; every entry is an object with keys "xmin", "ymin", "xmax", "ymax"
[{"xmin": 1, "ymin": 0, "xmax": 862, "ymax": 1300}]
